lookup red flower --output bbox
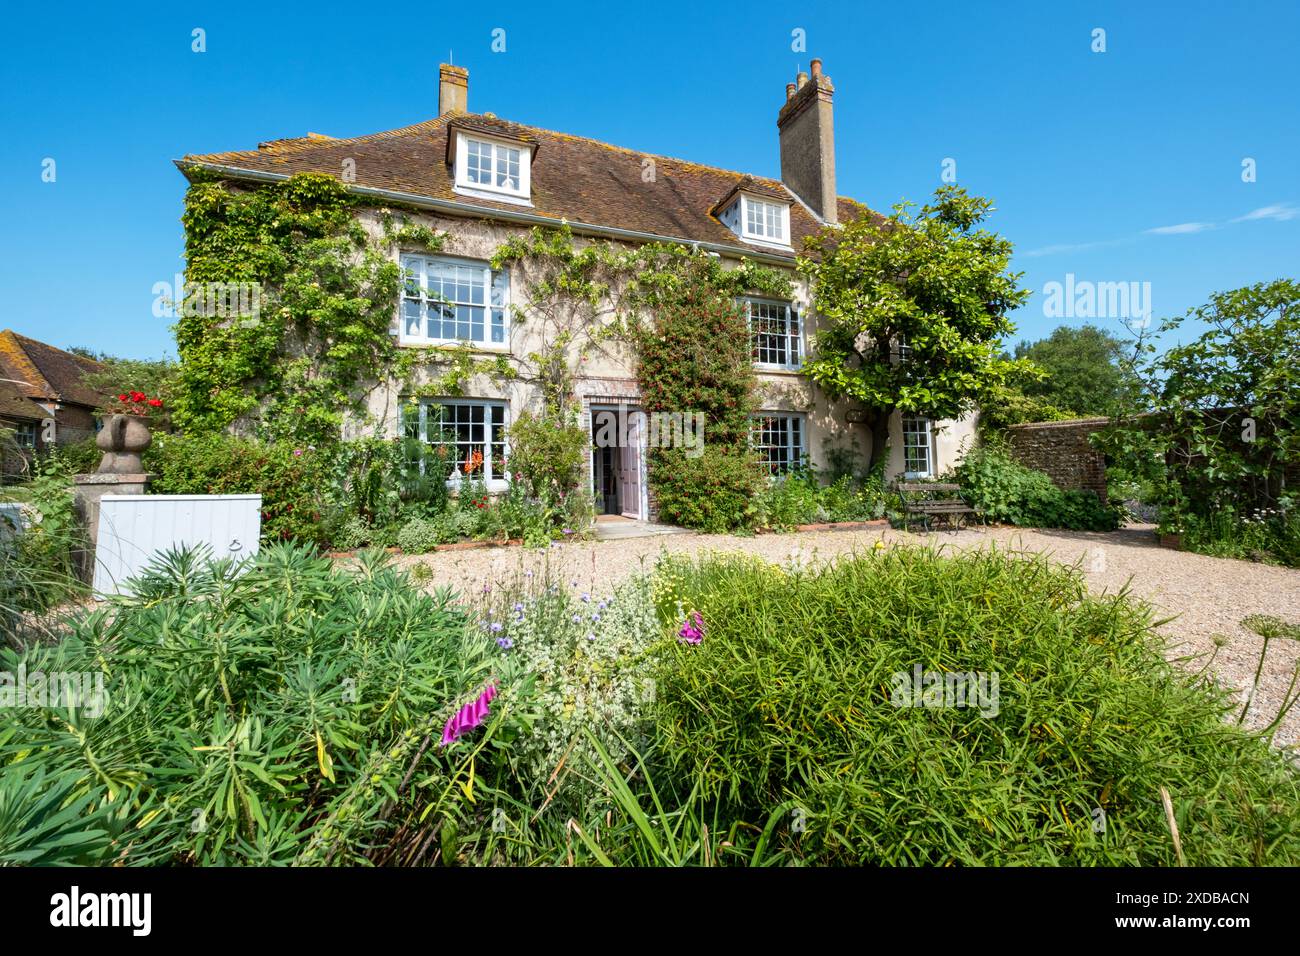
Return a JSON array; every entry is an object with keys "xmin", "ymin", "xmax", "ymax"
[
  {"xmin": 148, "ymin": 398, "xmax": 163, "ymax": 408},
  {"xmin": 118, "ymin": 394, "xmax": 128, "ymax": 402}
]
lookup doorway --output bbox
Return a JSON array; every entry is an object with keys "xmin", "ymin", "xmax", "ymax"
[{"xmin": 590, "ymin": 404, "xmax": 643, "ymax": 520}]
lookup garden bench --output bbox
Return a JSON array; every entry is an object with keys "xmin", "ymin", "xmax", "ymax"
[{"xmin": 897, "ymin": 482, "xmax": 976, "ymax": 533}]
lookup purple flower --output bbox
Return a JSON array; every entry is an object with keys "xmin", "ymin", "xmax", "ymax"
[
  {"xmin": 490, "ymin": 622, "xmax": 503, "ymax": 633},
  {"xmin": 496, "ymin": 636, "xmax": 513, "ymax": 650},
  {"xmin": 581, "ymin": 593, "xmax": 590, "ymax": 603},
  {"xmin": 513, "ymin": 603, "xmax": 524, "ymax": 613},
  {"xmin": 586, "ymin": 633, "xmax": 596, "ymax": 642},
  {"xmin": 562, "ymin": 528, "xmax": 574, "ymax": 536},
  {"xmin": 571, "ymin": 614, "xmax": 582, "ymax": 623},
  {"xmin": 440, "ymin": 682, "xmax": 499, "ymax": 747},
  {"xmin": 591, "ymin": 614, "xmax": 601, "ymax": 623},
  {"xmin": 678, "ymin": 611, "xmax": 705, "ymax": 646}
]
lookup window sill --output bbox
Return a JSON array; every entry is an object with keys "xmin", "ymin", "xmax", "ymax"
[
  {"xmin": 453, "ymin": 185, "xmax": 534, "ymax": 207},
  {"xmin": 740, "ymin": 235, "xmax": 794, "ymax": 253},
  {"xmin": 753, "ymin": 364, "xmax": 806, "ymax": 376},
  {"xmin": 397, "ymin": 339, "xmax": 512, "ymax": 354}
]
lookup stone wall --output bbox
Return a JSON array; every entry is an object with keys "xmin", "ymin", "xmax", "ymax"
[{"xmin": 1005, "ymin": 417, "xmax": 1109, "ymax": 501}]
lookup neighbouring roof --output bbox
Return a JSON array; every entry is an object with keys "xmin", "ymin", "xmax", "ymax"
[
  {"xmin": 0, "ymin": 330, "xmax": 105, "ymax": 408},
  {"xmin": 178, "ymin": 113, "xmax": 875, "ymax": 259},
  {"xmin": 0, "ymin": 381, "xmax": 46, "ymax": 422}
]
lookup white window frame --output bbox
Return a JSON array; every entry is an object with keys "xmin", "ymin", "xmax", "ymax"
[
  {"xmin": 454, "ymin": 132, "xmax": 532, "ymax": 203},
  {"xmin": 739, "ymin": 194, "xmax": 790, "ymax": 247},
  {"xmin": 750, "ymin": 412, "xmax": 806, "ymax": 475},
  {"xmin": 902, "ymin": 416, "xmax": 933, "ymax": 479},
  {"xmin": 405, "ymin": 398, "xmax": 510, "ymax": 493},
  {"xmin": 399, "ymin": 254, "xmax": 507, "ymax": 348},
  {"xmin": 745, "ymin": 298, "xmax": 803, "ymax": 370}
]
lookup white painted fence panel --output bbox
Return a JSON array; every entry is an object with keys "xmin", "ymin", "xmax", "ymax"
[{"xmin": 93, "ymin": 494, "xmax": 262, "ymax": 596}]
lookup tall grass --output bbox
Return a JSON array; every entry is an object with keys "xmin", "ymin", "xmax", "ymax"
[{"xmin": 649, "ymin": 547, "xmax": 1300, "ymax": 865}]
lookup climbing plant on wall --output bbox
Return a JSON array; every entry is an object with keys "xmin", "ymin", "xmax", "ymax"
[{"xmin": 175, "ymin": 171, "xmax": 446, "ymax": 445}]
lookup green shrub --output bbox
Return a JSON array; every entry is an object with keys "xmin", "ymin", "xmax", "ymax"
[
  {"xmin": 1182, "ymin": 505, "xmax": 1300, "ymax": 568},
  {"xmin": 755, "ymin": 472, "xmax": 820, "ymax": 529},
  {"xmin": 0, "ymin": 544, "xmax": 514, "ymax": 865},
  {"xmin": 396, "ymin": 516, "xmax": 443, "ymax": 554},
  {"xmin": 649, "ymin": 548, "xmax": 1300, "ymax": 865},
  {"xmin": 1, "ymin": 473, "xmax": 88, "ymax": 646},
  {"xmin": 650, "ymin": 446, "xmax": 761, "ymax": 533},
  {"xmin": 955, "ymin": 442, "xmax": 1119, "ymax": 531},
  {"xmin": 146, "ymin": 432, "xmax": 331, "ymax": 544},
  {"xmin": 507, "ymin": 409, "xmax": 589, "ymax": 498},
  {"xmin": 756, "ymin": 470, "xmax": 885, "ymax": 530}
]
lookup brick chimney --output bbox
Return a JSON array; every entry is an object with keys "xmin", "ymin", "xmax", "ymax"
[
  {"xmin": 778, "ymin": 58, "xmax": 836, "ymax": 224},
  {"xmin": 439, "ymin": 64, "xmax": 468, "ymax": 115}
]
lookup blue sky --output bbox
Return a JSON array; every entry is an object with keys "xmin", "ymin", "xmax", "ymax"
[{"xmin": 1, "ymin": 0, "xmax": 1296, "ymax": 360}]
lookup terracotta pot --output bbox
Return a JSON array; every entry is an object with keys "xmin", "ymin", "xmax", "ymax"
[
  {"xmin": 96, "ymin": 414, "xmax": 152, "ymax": 474},
  {"xmin": 1158, "ymin": 532, "xmax": 1183, "ymax": 550}
]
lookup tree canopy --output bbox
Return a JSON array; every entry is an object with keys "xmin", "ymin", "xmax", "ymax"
[{"xmin": 799, "ymin": 186, "xmax": 1031, "ymax": 465}]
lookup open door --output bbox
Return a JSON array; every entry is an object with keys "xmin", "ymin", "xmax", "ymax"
[{"xmin": 618, "ymin": 412, "xmax": 642, "ymax": 519}]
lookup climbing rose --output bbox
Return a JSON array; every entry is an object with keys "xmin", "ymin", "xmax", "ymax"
[{"xmin": 440, "ymin": 682, "xmax": 498, "ymax": 747}]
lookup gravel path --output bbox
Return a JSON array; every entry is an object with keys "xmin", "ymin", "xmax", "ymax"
[{"xmin": 395, "ymin": 524, "xmax": 1300, "ymax": 748}]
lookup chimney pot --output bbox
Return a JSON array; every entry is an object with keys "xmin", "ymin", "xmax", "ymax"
[
  {"xmin": 796, "ymin": 70, "xmax": 808, "ymax": 88},
  {"xmin": 810, "ymin": 58, "xmax": 823, "ymax": 77},
  {"xmin": 785, "ymin": 82, "xmax": 796, "ymax": 101},
  {"xmin": 438, "ymin": 63, "xmax": 468, "ymax": 115}
]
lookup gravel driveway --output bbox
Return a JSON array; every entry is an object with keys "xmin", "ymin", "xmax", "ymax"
[{"xmin": 396, "ymin": 523, "xmax": 1300, "ymax": 748}]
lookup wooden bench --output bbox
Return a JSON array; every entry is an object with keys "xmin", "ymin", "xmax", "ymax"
[{"xmin": 897, "ymin": 482, "xmax": 976, "ymax": 533}]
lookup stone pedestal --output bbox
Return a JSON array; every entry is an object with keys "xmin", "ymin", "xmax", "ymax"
[{"xmin": 74, "ymin": 473, "xmax": 151, "ymax": 551}]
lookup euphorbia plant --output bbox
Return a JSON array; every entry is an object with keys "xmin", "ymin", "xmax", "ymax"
[{"xmin": 102, "ymin": 390, "xmax": 164, "ymax": 417}]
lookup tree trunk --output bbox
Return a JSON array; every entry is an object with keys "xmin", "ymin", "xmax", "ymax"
[{"xmin": 869, "ymin": 405, "xmax": 894, "ymax": 473}]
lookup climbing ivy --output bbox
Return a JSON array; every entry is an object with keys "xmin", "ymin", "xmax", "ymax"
[{"xmin": 176, "ymin": 172, "xmax": 447, "ymax": 445}]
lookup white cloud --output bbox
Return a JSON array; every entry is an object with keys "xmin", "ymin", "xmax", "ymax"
[
  {"xmin": 1144, "ymin": 222, "xmax": 1213, "ymax": 235},
  {"xmin": 1232, "ymin": 203, "xmax": 1300, "ymax": 223},
  {"xmin": 1023, "ymin": 202, "xmax": 1296, "ymax": 260}
]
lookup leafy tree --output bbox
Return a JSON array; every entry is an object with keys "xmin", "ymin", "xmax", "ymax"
[
  {"xmin": 1013, "ymin": 324, "xmax": 1141, "ymax": 416},
  {"xmin": 1097, "ymin": 278, "xmax": 1300, "ymax": 525},
  {"xmin": 799, "ymin": 186, "xmax": 1032, "ymax": 467}
]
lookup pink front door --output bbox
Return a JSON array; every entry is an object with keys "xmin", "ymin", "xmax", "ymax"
[{"xmin": 619, "ymin": 413, "xmax": 641, "ymax": 519}]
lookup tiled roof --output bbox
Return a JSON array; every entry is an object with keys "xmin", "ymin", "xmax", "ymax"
[
  {"xmin": 0, "ymin": 381, "xmax": 46, "ymax": 422},
  {"xmin": 179, "ymin": 113, "xmax": 875, "ymax": 259},
  {"xmin": 0, "ymin": 330, "xmax": 105, "ymax": 409}
]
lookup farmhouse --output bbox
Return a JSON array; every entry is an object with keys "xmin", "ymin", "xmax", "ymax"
[{"xmin": 177, "ymin": 60, "xmax": 975, "ymax": 519}]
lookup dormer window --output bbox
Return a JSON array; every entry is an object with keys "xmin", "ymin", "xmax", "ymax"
[
  {"xmin": 453, "ymin": 131, "xmax": 531, "ymax": 203},
  {"xmin": 718, "ymin": 190, "xmax": 792, "ymax": 249},
  {"xmin": 744, "ymin": 196, "xmax": 788, "ymax": 243}
]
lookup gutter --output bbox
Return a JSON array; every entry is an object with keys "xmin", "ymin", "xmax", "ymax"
[{"xmin": 175, "ymin": 160, "xmax": 800, "ymax": 267}]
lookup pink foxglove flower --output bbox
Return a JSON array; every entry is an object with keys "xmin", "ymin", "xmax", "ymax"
[
  {"xmin": 678, "ymin": 611, "xmax": 705, "ymax": 645},
  {"xmin": 440, "ymin": 682, "xmax": 499, "ymax": 747}
]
